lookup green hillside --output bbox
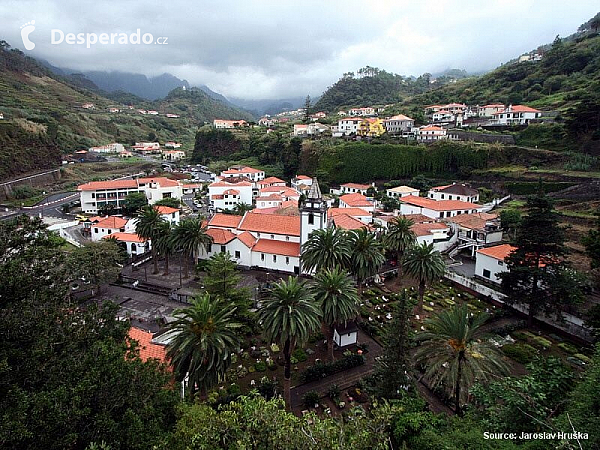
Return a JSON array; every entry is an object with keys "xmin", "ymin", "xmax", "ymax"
[
  {"xmin": 0, "ymin": 40, "xmax": 253, "ymax": 180},
  {"xmin": 313, "ymin": 67, "xmax": 433, "ymax": 113},
  {"xmin": 391, "ymin": 29, "xmax": 600, "ymax": 152}
]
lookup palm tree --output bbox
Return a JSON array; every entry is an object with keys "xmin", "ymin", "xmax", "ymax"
[
  {"xmin": 259, "ymin": 277, "xmax": 321, "ymax": 408},
  {"xmin": 311, "ymin": 267, "xmax": 359, "ymax": 361},
  {"xmin": 384, "ymin": 216, "xmax": 415, "ymax": 277},
  {"xmin": 172, "ymin": 218, "xmax": 213, "ymax": 278},
  {"xmin": 136, "ymin": 206, "xmax": 165, "ymax": 274},
  {"xmin": 348, "ymin": 227, "xmax": 385, "ymax": 293},
  {"xmin": 154, "ymin": 221, "xmax": 174, "ymax": 276},
  {"xmin": 166, "ymin": 293, "xmax": 241, "ymax": 400},
  {"xmin": 414, "ymin": 304, "xmax": 509, "ymax": 414},
  {"xmin": 404, "ymin": 242, "xmax": 446, "ymax": 314},
  {"xmin": 301, "ymin": 227, "xmax": 351, "ymax": 274}
]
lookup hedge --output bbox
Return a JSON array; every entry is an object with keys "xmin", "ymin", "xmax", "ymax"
[{"xmin": 299, "ymin": 354, "xmax": 366, "ymax": 383}]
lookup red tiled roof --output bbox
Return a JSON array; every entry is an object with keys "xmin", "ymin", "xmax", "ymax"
[
  {"xmin": 138, "ymin": 177, "xmax": 180, "ymax": 187},
  {"xmin": 341, "ymin": 182, "xmax": 371, "ymax": 190},
  {"xmin": 104, "ymin": 232, "xmax": 145, "ymax": 243},
  {"xmin": 403, "ymin": 213, "xmax": 434, "ymax": 223},
  {"xmin": 239, "ymin": 211, "xmax": 300, "ymax": 236},
  {"xmin": 332, "ymin": 214, "xmax": 368, "ymax": 230},
  {"xmin": 95, "ymin": 216, "xmax": 128, "ymax": 229},
  {"xmin": 420, "ymin": 126, "xmax": 444, "ymax": 131},
  {"xmin": 477, "ymin": 244, "xmax": 516, "ymax": 261},
  {"xmin": 210, "ymin": 181, "xmax": 253, "ymax": 188},
  {"xmin": 295, "ymin": 175, "xmax": 311, "ymax": 180},
  {"xmin": 411, "ymin": 222, "xmax": 449, "ymax": 237},
  {"xmin": 386, "ymin": 114, "xmax": 414, "ymax": 121},
  {"xmin": 155, "ymin": 206, "xmax": 179, "ymax": 215},
  {"xmin": 222, "ymin": 166, "xmax": 262, "ymax": 175},
  {"xmin": 260, "ymin": 176, "xmax": 286, "ymax": 184},
  {"xmin": 78, "ymin": 180, "xmax": 138, "ymax": 191},
  {"xmin": 339, "ymin": 193, "xmax": 373, "ymax": 208},
  {"xmin": 400, "ymin": 195, "xmax": 480, "ymax": 211},
  {"xmin": 257, "ymin": 194, "xmax": 283, "ymax": 202},
  {"xmin": 128, "ymin": 327, "xmax": 168, "ymax": 363},
  {"xmin": 208, "ymin": 214, "xmax": 243, "ymax": 228},
  {"xmin": 446, "ymin": 212, "xmax": 498, "ymax": 230},
  {"xmin": 493, "ymin": 105, "xmax": 541, "ymax": 114},
  {"xmin": 206, "ymin": 228, "xmax": 237, "ymax": 244},
  {"xmin": 252, "ymin": 239, "xmax": 300, "ymax": 257},
  {"xmin": 328, "ymin": 207, "xmax": 372, "ymax": 218},
  {"xmin": 237, "ymin": 231, "xmax": 257, "ymax": 248},
  {"xmin": 223, "ymin": 189, "xmax": 240, "ymax": 195}
]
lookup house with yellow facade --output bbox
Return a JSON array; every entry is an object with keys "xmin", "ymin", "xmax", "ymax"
[{"xmin": 358, "ymin": 118, "xmax": 386, "ymax": 137}]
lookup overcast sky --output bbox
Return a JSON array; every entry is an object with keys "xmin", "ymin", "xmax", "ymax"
[{"xmin": 2, "ymin": 0, "xmax": 598, "ymax": 99}]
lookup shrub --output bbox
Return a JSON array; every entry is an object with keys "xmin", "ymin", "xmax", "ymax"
[
  {"xmin": 531, "ymin": 335, "xmax": 553, "ymax": 350},
  {"xmin": 502, "ymin": 343, "xmax": 538, "ymax": 364},
  {"xmin": 292, "ymin": 348, "xmax": 308, "ymax": 363},
  {"xmin": 299, "ymin": 354, "xmax": 366, "ymax": 383},
  {"xmin": 327, "ymin": 384, "xmax": 341, "ymax": 400},
  {"xmin": 227, "ymin": 383, "xmax": 241, "ymax": 396},
  {"xmin": 303, "ymin": 391, "xmax": 320, "ymax": 408},
  {"xmin": 558, "ymin": 342, "xmax": 579, "ymax": 355},
  {"xmin": 574, "ymin": 353, "xmax": 591, "ymax": 364},
  {"xmin": 254, "ymin": 361, "xmax": 267, "ymax": 372}
]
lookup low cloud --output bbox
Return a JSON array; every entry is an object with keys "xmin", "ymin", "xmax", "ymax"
[{"xmin": 1, "ymin": 0, "xmax": 598, "ymax": 99}]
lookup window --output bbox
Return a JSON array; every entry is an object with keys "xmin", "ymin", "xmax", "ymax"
[
  {"xmin": 235, "ymin": 251, "xmax": 240, "ymax": 259},
  {"xmin": 270, "ymin": 234, "xmax": 274, "ymax": 239},
  {"xmin": 439, "ymin": 212, "xmax": 444, "ymax": 218},
  {"xmin": 94, "ymin": 228, "xmax": 98, "ymax": 233},
  {"xmin": 441, "ymin": 194, "xmax": 444, "ymax": 199},
  {"xmin": 286, "ymin": 257, "xmax": 290, "ymax": 265},
  {"xmin": 448, "ymin": 195, "xmax": 453, "ymax": 200},
  {"xmin": 286, "ymin": 236, "xmax": 289, "ymax": 241},
  {"xmin": 91, "ymin": 193, "xmax": 95, "ymax": 198},
  {"xmin": 273, "ymin": 255, "xmax": 277, "ymax": 263},
  {"xmin": 220, "ymin": 245, "xmax": 226, "ymax": 253},
  {"xmin": 308, "ymin": 213, "xmax": 314, "ymax": 225},
  {"xmin": 482, "ymin": 269, "xmax": 491, "ymax": 279},
  {"xmin": 498, "ymin": 261, "xmax": 504, "ymax": 266},
  {"xmin": 207, "ymin": 244, "xmax": 212, "ymax": 253},
  {"xmin": 261, "ymin": 253, "xmax": 265, "ymax": 261},
  {"xmin": 163, "ymin": 192, "xmax": 172, "ymax": 198}
]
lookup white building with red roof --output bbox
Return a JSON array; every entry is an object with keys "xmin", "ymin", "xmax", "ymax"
[
  {"xmin": 213, "ymin": 119, "xmax": 247, "ymax": 129},
  {"xmin": 208, "ymin": 180, "xmax": 253, "ymax": 211},
  {"xmin": 418, "ymin": 126, "xmax": 447, "ymax": 141},
  {"xmin": 78, "ymin": 177, "xmax": 183, "ymax": 214},
  {"xmin": 336, "ymin": 117, "xmax": 363, "ymax": 136},
  {"xmin": 478, "ymin": 104, "xmax": 505, "ymax": 117},
  {"xmin": 154, "ymin": 205, "xmax": 180, "ymax": 225},
  {"xmin": 491, "ymin": 105, "xmax": 542, "ymax": 125},
  {"xmin": 90, "ymin": 216, "xmax": 128, "ymax": 241},
  {"xmin": 384, "ymin": 114, "xmax": 415, "ymax": 133},
  {"xmin": 291, "ymin": 175, "xmax": 313, "ymax": 192},
  {"xmin": 200, "ymin": 180, "xmax": 327, "ymax": 274},
  {"xmin": 428, "ymin": 183, "xmax": 479, "ymax": 203},
  {"xmin": 386, "ymin": 185, "xmax": 419, "ymax": 199},
  {"xmin": 340, "ymin": 182, "xmax": 373, "ymax": 195},
  {"xmin": 219, "ymin": 166, "xmax": 265, "ymax": 184},
  {"xmin": 475, "ymin": 244, "xmax": 516, "ymax": 283},
  {"xmin": 328, "ymin": 207, "xmax": 372, "ymax": 225},
  {"xmin": 399, "ymin": 195, "xmax": 483, "ymax": 219},
  {"xmin": 132, "ymin": 142, "xmax": 160, "ymax": 153},
  {"xmin": 339, "ymin": 193, "xmax": 374, "ymax": 212},
  {"xmin": 348, "ymin": 107, "xmax": 375, "ymax": 116},
  {"xmin": 103, "ymin": 232, "xmax": 148, "ymax": 256},
  {"xmin": 257, "ymin": 176, "xmax": 286, "ymax": 189}
]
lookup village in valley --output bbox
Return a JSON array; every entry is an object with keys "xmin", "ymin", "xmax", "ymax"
[{"xmin": 1, "ymin": 5, "xmax": 600, "ymax": 449}]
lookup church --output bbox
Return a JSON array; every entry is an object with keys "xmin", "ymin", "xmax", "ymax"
[{"xmin": 198, "ymin": 179, "xmax": 327, "ymax": 275}]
